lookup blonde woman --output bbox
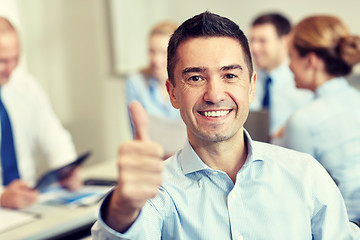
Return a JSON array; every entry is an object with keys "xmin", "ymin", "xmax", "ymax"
[
  {"xmin": 283, "ymin": 15, "xmax": 360, "ymax": 224},
  {"xmin": 125, "ymin": 21, "xmax": 179, "ymax": 119}
]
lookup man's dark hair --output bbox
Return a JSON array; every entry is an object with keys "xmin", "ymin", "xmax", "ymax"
[
  {"xmin": 167, "ymin": 11, "xmax": 253, "ymax": 86},
  {"xmin": 252, "ymin": 13, "xmax": 291, "ymax": 37}
]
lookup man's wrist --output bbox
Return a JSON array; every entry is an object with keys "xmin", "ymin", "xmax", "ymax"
[{"xmin": 102, "ymin": 190, "xmax": 140, "ymax": 233}]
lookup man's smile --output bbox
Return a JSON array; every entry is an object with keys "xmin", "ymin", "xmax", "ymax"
[{"xmin": 198, "ymin": 109, "xmax": 232, "ymax": 117}]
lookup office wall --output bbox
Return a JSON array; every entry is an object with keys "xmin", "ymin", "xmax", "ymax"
[
  {"xmin": 12, "ymin": 0, "xmax": 360, "ymax": 166},
  {"xmin": 16, "ymin": 0, "xmax": 131, "ymax": 165},
  {"xmin": 110, "ymin": 0, "xmax": 360, "ymax": 76}
]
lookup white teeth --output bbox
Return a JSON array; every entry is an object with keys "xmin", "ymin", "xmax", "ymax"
[{"xmin": 203, "ymin": 110, "xmax": 230, "ymax": 117}]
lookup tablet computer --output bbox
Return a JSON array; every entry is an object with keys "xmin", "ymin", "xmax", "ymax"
[{"xmin": 34, "ymin": 151, "xmax": 91, "ymax": 191}]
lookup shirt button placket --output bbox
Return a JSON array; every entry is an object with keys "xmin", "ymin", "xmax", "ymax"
[{"xmin": 228, "ymin": 191, "xmax": 242, "ymax": 240}]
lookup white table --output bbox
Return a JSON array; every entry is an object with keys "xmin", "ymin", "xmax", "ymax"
[{"xmin": 0, "ymin": 160, "xmax": 118, "ymax": 240}]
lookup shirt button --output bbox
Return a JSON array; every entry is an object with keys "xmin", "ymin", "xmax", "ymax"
[
  {"xmin": 213, "ymin": 171, "xmax": 218, "ymax": 175},
  {"xmin": 238, "ymin": 235, "xmax": 243, "ymax": 240}
]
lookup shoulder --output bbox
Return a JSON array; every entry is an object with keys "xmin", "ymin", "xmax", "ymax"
[
  {"xmin": 252, "ymin": 141, "xmax": 324, "ymax": 177},
  {"xmin": 7, "ymin": 69, "xmax": 47, "ymax": 99},
  {"xmin": 253, "ymin": 141, "xmax": 336, "ymax": 202},
  {"xmin": 285, "ymin": 106, "xmax": 313, "ymax": 131},
  {"xmin": 287, "ymin": 93, "xmax": 330, "ymax": 126},
  {"xmin": 125, "ymin": 73, "xmax": 147, "ymax": 86},
  {"xmin": 125, "ymin": 73, "xmax": 150, "ymax": 98},
  {"xmin": 253, "ymin": 141, "xmax": 312, "ymax": 161}
]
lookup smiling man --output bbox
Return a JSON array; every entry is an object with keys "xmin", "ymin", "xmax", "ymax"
[{"xmin": 92, "ymin": 12, "xmax": 359, "ymax": 239}]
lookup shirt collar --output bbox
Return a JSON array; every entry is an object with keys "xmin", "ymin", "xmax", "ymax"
[
  {"xmin": 315, "ymin": 77, "xmax": 349, "ymax": 98},
  {"xmin": 179, "ymin": 129, "xmax": 265, "ymax": 175}
]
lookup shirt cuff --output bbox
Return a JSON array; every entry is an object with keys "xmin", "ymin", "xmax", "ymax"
[{"xmin": 92, "ymin": 190, "xmax": 144, "ymax": 239}]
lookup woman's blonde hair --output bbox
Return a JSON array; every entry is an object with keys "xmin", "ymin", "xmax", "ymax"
[
  {"xmin": 149, "ymin": 21, "xmax": 178, "ymax": 37},
  {"xmin": 142, "ymin": 21, "xmax": 178, "ymax": 78},
  {"xmin": 292, "ymin": 15, "xmax": 360, "ymax": 76}
]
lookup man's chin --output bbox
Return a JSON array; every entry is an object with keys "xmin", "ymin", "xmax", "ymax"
[{"xmin": 196, "ymin": 130, "xmax": 233, "ymax": 143}]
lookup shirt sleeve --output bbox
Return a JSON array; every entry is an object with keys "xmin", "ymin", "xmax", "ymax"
[
  {"xmin": 125, "ymin": 75, "xmax": 143, "ymax": 107},
  {"xmin": 92, "ymin": 191, "xmax": 163, "ymax": 240},
  {"xmin": 310, "ymin": 160, "xmax": 360, "ymax": 239},
  {"xmin": 30, "ymin": 76, "xmax": 76, "ymax": 168}
]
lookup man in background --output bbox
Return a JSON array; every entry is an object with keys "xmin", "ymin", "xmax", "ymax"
[
  {"xmin": 0, "ymin": 17, "xmax": 81, "ymax": 209},
  {"xmin": 249, "ymin": 13, "xmax": 313, "ymax": 141}
]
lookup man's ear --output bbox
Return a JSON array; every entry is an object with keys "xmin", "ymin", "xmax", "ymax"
[
  {"xmin": 166, "ymin": 79, "xmax": 180, "ymax": 109},
  {"xmin": 249, "ymin": 71, "xmax": 257, "ymax": 104}
]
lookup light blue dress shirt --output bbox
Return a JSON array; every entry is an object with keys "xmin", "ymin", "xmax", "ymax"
[
  {"xmin": 283, "ymin": 77, "xmax": 360, "ymax": 222},
  {"xmin": 92, "ymin": 131, "xmax": 359, "ymax": 239},
  {"xmin": 125, "ymin": 73, "xmax": 180, "ymax": 119},
  {"xmin": 250, "ymin": 62, "xmax": 313, "ymax": 135}
]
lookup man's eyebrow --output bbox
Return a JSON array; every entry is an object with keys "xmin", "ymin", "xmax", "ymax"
[
  {"xmin": 220, "ymin": 64, "xmax": 243, "ymax": 71},
  {"xmin": 182, "ymin": 67, "xmax": 207, "ymax": 76}
]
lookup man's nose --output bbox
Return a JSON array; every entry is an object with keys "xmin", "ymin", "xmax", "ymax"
[{"xmin": 203, "ymin": 78, "xmax": 226, "ymax": 103}]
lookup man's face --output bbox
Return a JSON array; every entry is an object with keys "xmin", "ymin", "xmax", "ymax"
[
  {"xmin": 166, "ymin": 37, "xmax": 256, "ymax": 144},
  {"xmin": 0, "ymin": 31, "xmax": 20, "ymax": 85},
  {"xmin": 149, "ymin": 33, "xmax": 171, "ymax": 83},
  {"xmin": 250, "ymin": 23, "xmax": 286, "ymax": 71}
]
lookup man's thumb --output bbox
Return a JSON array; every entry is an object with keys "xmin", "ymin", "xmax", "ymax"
[{"xmin": 129, "ymin": 101, "xmax": 149, "ymax": 141}]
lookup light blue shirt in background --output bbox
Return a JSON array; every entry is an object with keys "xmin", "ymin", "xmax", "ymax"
[
  {"xmin": 92, "ymin": 131, "xmax": 359, "ymax": 239},
  {"xmin": 250, "ymin": 62, "xmax": 313, "ymax": 135},
  {"xmin": 283, "ymin": 77, "xmax": 360, "ymax": 222},
  {"xmin": 125, "ymin": 73, "xmax": 180, "ymax": 119}
]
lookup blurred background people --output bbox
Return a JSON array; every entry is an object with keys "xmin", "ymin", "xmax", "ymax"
[
  {"xmin": 125, "ymin": 21, "xmax": 179, "ymax": 121},
  {"xmin": 283, "ymin": 15, "xmax": 360, "ymax": 224},
  {"xmin": 125, "ymin": 21, "xmax": 186, "ymax": 157},
  {"xmin": 0, "ymin": 17, "xmax": 81, "ymax": 209},
  {"xmin": 249, "ymin": 13, "xmax": 313, "ymax": 141}
]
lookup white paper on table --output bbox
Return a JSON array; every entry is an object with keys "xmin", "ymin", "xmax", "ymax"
[
  {"xmin": 0, "ymin": 208, "xmax": 39, "ymax": 233},
  {"xmin": 147, "ymin": 114, "xmax": 187, "ymax": 156}
]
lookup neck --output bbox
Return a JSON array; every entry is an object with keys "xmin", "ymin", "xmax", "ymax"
[
  {"xmin": 312, "ymin": 71, "xmax": 335, "ymax": 92},
  {"xmin": 265, "ymin": 57, "xmax": 287, "ymax": 73},
  {"xmin": 189, "ymin": 129, "xmax": 248, "ymax": 183}
]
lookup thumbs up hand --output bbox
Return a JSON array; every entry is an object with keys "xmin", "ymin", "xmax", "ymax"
[{"xmin": 105, "ymin": 101, "xmax": 164, "ymax": 233}]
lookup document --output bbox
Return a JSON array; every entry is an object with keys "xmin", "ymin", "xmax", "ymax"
[{"xmin": 0, "ymin": 208, "xmax": 39, "ymax": 233}]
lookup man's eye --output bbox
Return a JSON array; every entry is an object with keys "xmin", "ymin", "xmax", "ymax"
[
  {"xmin": 225, "ymin": 74, "xmax": 237, "ymax": 79},
  {"xmin": 188, "ymin": 76, "xmax": 203, "ymax": 82}
]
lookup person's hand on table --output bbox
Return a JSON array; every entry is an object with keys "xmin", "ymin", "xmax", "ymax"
[
  {"xmin": 60, "ymin": 167, "xmax": 83, "ymax": 191},
  {"xmin": 1, "ymin": 180, "xmax": 39, "ymax": 209}
]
